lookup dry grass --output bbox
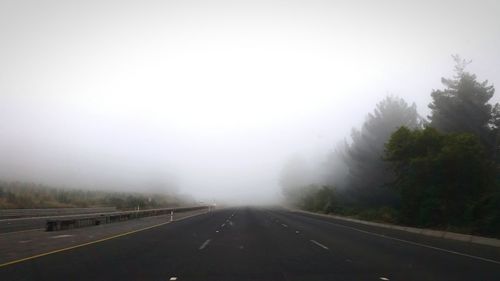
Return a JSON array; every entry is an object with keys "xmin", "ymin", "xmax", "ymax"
[{"xmin": 0, "ymin": 181, "xmax": 185, "ymax": 210}]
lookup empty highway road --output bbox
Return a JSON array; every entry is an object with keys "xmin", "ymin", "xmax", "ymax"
[{"xmin": 1, "ymin": 207, "xmax": 499, "ymax": 280}]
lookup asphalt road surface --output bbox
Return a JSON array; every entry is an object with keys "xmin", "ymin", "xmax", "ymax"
[{"xmin": 1, "ymin": 207, "xmax": 499, "ymax": 281}]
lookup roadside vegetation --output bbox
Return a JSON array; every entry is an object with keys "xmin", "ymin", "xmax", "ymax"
[
  {"xmin": 282, "ymin": 56, "xmax": 500, "ymax": 238},
  {"xmin": 0, "ymin": 181, "xmax": 188, "ymax": 210}
]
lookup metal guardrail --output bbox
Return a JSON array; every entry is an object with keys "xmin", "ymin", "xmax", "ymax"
[
  {"xmin": 46, "ymin": 206, "xmax": 209, "ymax": 231},
  {"xmin": 0, "ymin": 207, "xmax": 117, "ymax": 219}
]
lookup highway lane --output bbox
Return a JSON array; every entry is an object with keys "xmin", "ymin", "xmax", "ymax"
[
  {"xmin": 0, "ymin": 207, "xmax": 206, "ymax": 234},
  {"xmin": 0, "ymin": 217, "xmax": 58, "ymax": 234},
  {"xmin": 0, "ymin": 213, "xmax": 119, "ymax": 234},
  {"xmin": 0, "ymin": 207, "xmax": 499, "ymax": 280}
]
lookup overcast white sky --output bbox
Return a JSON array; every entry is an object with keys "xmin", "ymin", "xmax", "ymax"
[{"xmin": 1, "ymin": 0, "xmax": 499, "ymax": 204}]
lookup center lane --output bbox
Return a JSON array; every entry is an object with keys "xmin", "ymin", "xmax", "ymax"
[{"xmin": 188, "ymin": 207, "xmax": 357, "ymax": 280}]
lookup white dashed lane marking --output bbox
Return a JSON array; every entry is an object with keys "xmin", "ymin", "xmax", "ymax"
[
  {"xmin": 199, "ymin": 239, "xmax": 211, "ymax": 250},
  {"xmin": 310, "ymin": 239, "xmax": 329, "ymax": 250},
  {"xmin": 311, "ymin": 216, "xmax": 500, "ymax": 265},
  {"xmin": 49, "ymin": 235, "xmax": 73, "ymax": 239}
]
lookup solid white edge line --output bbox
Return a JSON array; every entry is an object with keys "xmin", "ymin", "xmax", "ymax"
[{"xmin": 297, "ymin": 212, "xmax": 500, "ymax": 265}]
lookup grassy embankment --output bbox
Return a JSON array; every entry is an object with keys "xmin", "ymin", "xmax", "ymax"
[{"xmin": 0, "ymin": 181, "xmax": 185, "ymax": 210}]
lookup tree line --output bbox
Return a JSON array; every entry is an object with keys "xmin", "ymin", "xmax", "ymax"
[
  {"xmin": 281, "ymin": 56, "xmax": 500, "ymax": 237},
  {"xmin": 0, "ymin": 181, "xmax": 188, "ymax": 210}
]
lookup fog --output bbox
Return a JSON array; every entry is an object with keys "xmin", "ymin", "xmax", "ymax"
[{"xmin": 1, "ymin": 0, "xmax": 499, "ymax": 204}]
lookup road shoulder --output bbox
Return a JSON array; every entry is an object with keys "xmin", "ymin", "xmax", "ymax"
[
  {"xmin": 0, "ymin": 208, "xmax": 209, "ymax": 267},
  {"xmin": 289, "ymin": 208, "xmax": 500, "ymax": 247}
]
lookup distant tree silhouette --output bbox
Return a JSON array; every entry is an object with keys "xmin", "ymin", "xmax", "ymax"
[
  {"xmin": 343, "ymin": 96, "xmax": 422, "ymax": 206},
  {"xmin": 428, "ymin": 55, "xmax": 497, "ymax": 155},
  {"xmin": 280, "ymin": 155, "xmax": 313, "ymax": 205}
]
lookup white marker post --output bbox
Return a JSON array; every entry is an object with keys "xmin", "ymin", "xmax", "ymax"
[{"xmin": 170, "ymin": 210, "xmax": 174, "ymax": 222}]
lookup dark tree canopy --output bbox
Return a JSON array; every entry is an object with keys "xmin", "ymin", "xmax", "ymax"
[
  {"xmin": 385, "ymin": 127, "xmax": 495, "ymax": 227},
  {"xmin": 428, "ymin": 55, "xmax": 496, "ymax": 150},
  {"xmin": 283, "ymin": 56, "xmax": 500, "ymax": 238}
]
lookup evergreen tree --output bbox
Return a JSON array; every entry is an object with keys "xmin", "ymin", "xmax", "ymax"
[
  {"xmin": 428, "ymin": 55, "xmax": 496, "ymax": 153},
  {"xmin": 343, "ymin": 96, "xmax": 421, "ymax": 206}
]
